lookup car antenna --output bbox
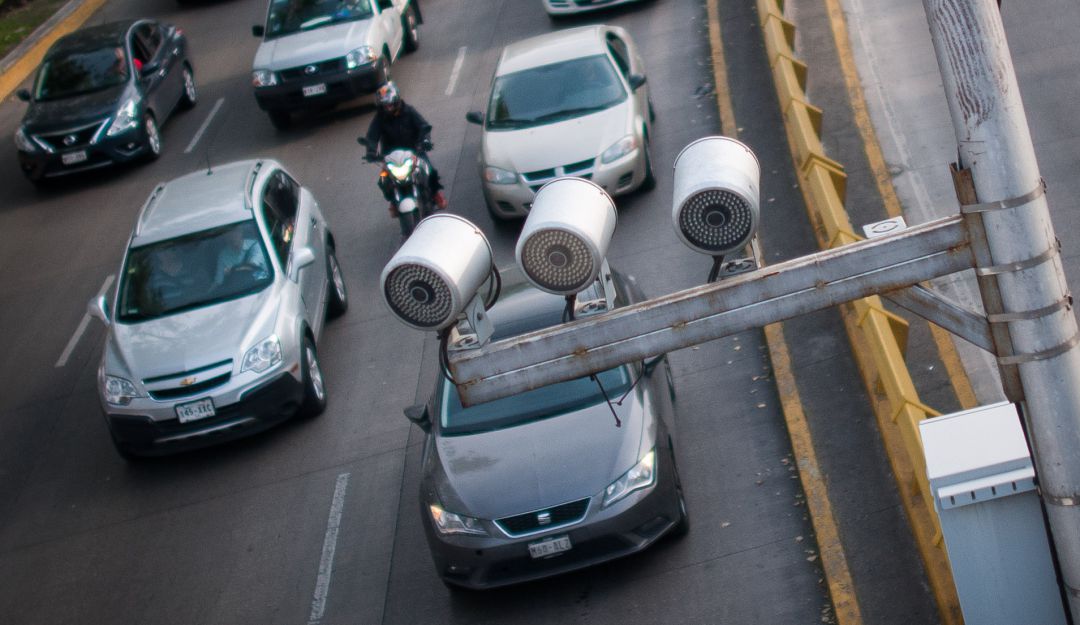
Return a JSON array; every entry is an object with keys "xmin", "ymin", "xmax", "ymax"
[
  {"xmin": 564, "ymin": 294, "xmax": 621, "ymax": 428},
  {"xmin": 204, "ymin": 149, "xmax": 213, "ymax": 175}
]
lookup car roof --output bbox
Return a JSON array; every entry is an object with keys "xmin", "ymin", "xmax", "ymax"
[
  {"xmin": 485, "ymin": 265, "xmax": 611, "ymax": 341},
  {"xmin": 47, "ymin": 20, "xmax": 136, "ymax": 56},
  {"xmin": 496, "ymin": 26, "xmax": 608, "ymax": 76},
  {"xmin": 131, "ymin": 160, "xmax": 263, "ymax": 247}
]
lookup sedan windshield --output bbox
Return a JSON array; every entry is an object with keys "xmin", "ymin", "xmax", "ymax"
[
  {"xmin": 438, "ymin": 366, "xmax": 632, "ymax": 435},
  {"xmin": 34, "ymin": 46, "xmax": 127, "ymax": 101},
  {"xmin": 265, "ymin": 0, "xmax": 374, "ymax": 38},
  {"xmin": 117, "ymin": 221, "xmax": 274, "ymax": 322},
  {"xmin": 486, "ymin": 55, "xmax": 627, "ymax": 130}
]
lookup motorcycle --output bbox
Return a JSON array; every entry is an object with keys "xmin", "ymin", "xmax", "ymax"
[{"xmin": 358, "ymin": 137, "xmax": 436, "ymax": 238}]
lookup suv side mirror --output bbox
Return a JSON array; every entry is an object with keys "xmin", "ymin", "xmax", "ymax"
[
  {"xmin": 628, "ymin": 73, "xmax": 647, "ymax": 91},
  {"xmin": 88, "ymin": 295, "xmax": 110, "ymax": 325},
  {"xmin": 404, "ymin": 404, "xmax": 431, "ymax": 432},
  {"xmin": 465, "ymin": 111, "xmax": 484, "ymax": 125},
  {"xmin": 16, "ymin": 89, "xmax": 31, "ymax": 102},
  {"xmin": 252, "ymin": 24, "xmax": 265, "ymax": 38},
  {"xmin": 290, "ymin": 247, "xmax": 316, "ymax": 281}
]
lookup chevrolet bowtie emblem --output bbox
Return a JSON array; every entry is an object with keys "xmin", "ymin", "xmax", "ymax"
[{"xmin": 180, "ymin": 377, "xmax": 197, "ymax": 386}]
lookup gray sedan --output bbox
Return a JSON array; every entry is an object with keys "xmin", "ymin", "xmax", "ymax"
[{"xmin": 405, "ymin": 267, "xmax": 687, "ymax": 589}]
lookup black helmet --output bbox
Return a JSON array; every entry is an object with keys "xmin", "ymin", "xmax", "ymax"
[{"xmin": 375, "ymin": 82, "xmax": 402, "ymax": 113}]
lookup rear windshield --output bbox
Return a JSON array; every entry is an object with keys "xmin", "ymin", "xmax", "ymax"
[
  {"xmin": 265, "ymin": 0, "xmax": 375, "ymax": 38},
  {"xmin": 34, "ymin": 47, "xmax": 127, "ymax": 101},
  {"xmin": 486, "ymin": 55, "xmax": 626, "ymax": 130},
  {"xmin": 117, "ymin": 221, "xmax": 274, "ymax": 322},
  {"xmin": 438, "ymin": 366, "xmax": 632, "ymax": 435}
]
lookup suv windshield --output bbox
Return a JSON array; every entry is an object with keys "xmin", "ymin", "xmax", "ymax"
[
  {"xmin": 265, "ymin": 0, "xmax": 375, "ymax": 38},
  {"xmin": 34, "ymin": 46, "xmax": 127, "ymax": 101},
  {"xmin": 117, "ymin": 221, "xmax": 274, "ymax": 322},
  {"xmin": 438, "ymin": 366, "xmax": 632, "ymax": 435},
  {"xmin": 486, "ymin": 55, "xmax": 626, "ymax": 130}
]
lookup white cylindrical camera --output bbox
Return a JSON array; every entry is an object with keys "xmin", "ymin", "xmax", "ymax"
[
  {"xmin": 515, "ymin": 177, "xmax": 617, "ymax": 296},
  {"xmin": 672, "ymin": 136, "xmax": 760, "ymax": 256},
  {"xmin": 381, "ymin": 214, "xmax": 493, "ymax": 331}
]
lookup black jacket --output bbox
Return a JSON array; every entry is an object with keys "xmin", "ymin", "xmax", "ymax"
[{"xmin": 364, "ymin": 103, "xmax": 432, "ymax": 156}]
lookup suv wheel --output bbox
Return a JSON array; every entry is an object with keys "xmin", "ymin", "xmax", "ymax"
[
  {"xmin": 143, "ymin": 114, "xmax": 162, "ymax": 161},
  {"xmin": 299, "ymin": 337, "xmax": 327, "ymax": 418},
  {"xmin": 403, "ymin": 6, "xmax": 420, "ymax": 53},
  {"xmin": 326, "ymin": 245, "xmax": 348, "ymax": 318},
  {"xmin": 180, "ymin": 64, "xmax": 197, "ymax": 109}
]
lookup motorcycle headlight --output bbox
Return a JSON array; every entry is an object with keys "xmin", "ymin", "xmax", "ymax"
[
  {"xmin": 603, "ymin": 448, "xmax": 656, "ymax": 507},
  {"xmin": 241, "ymin": 335, "xmax": 282, "ymax": 374},
  {"xmin": 387, "ymin": 157, "xmax": 414, "ymax": 181},
  {"xmin": 106, "ymin": 98, "xmax": 140, "ymax": 137},
  {"xmin": 600, "ymin": 134, "xmax": 638, "ymax": 164},
  {"xmin": 346, "ymin": 46, "xmax": 378, "ymax": 69},
  {"xmin": 252, "ymin": 69, "xmax": 278, "ymax": 88},
  {"xmin": 483, "ymin": 165, "xmax": 517, "ymax": 185},
  {"xmin": 429, "ymin": 503, "xmax": 488, "ymax": 536},
  {"xmin": 14, "ymin": 127, "xmax": 37, "ymax": 153},
  {"xmin": 103, "ymin": 375, "xmax": 142, "ymax": 406}
]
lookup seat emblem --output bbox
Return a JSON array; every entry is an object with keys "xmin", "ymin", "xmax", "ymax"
[
  {"xmin": 537, "ymin": 511, "xmax": 552, "ymax": 526},
  {"xmin": 180, "ymin": 377, "xmax": 197, "ymax": 386},
  {"xmin": 63, "ymin": 134, "xmax": 78, "ymax": 146},
  {"xmin": 304, "ymin": 65, "xmax": 318, "ymax": 75}
]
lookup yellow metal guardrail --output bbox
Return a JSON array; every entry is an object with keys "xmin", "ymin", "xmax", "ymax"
[{"xmin": 755, "ymin": 1, "xmax": 964, "ymax": 623}]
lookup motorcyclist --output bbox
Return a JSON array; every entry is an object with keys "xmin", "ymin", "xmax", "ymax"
[{"xmin": 363, "ymin": 82, "xmax": 448, "ymax": 220}]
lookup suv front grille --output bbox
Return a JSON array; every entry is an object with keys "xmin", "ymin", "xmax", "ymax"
[
  {"xmin": 144, "ymin": 359, "xmax": 233, "ymax": 401},
  {"xmin": 149, "ymin": 373, "xmax": 231, "ymax": 400},
  {"xmin": 495, "ymin": 498, "xmax": 591, "ymax": 536},
  {"xmin": 280, "ymin": 58, "xmax": 346, "ymax": 81},
  {"xmin": 33, "ymin": 119, "xmax": 108, "ymax": 151}
]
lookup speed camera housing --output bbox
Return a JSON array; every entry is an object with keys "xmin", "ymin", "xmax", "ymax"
[
  {"xmin": 672, "ymin": 136, "xmax": 760, "ymax": 256},
  {"xmin": 381, "ymin": 214, "xmax": 493, "ymax": 331},
  {"xmin": 515, "ymin": 177, "xmax": 617, "ymax": 296}
]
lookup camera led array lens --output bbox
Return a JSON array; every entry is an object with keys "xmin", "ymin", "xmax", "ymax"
[
  {"xmin": 679, "ymin": 189, "xmax": 753, "ymax": 253},
  {"xmin": 384, "ymin": 263, "xmax": 453, "ymax": 328},
  {"xmin": 521, "ymin": 229, "xmax": 593, "ymax": 294}
]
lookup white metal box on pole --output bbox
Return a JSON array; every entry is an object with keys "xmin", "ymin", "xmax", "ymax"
[{"xmin": 920, "ymin": 402, "xmax": 1066, "ymax": 625}]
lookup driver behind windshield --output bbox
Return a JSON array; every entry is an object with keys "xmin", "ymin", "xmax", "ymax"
[{"xmin": 215, "ymin": 226, "xmax": 270, "ymax": 286}]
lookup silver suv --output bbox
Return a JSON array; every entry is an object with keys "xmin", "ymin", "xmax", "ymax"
[{"xmin": 89, "ymin": 159, "xmax": 348, "ymax": 458}]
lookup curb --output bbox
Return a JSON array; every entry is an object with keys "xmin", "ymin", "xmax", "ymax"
[{"xmin": 0, "ymin": 0, "xmax": 109, "ymax": 101}]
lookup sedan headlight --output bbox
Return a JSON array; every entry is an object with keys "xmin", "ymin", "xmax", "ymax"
[
  {"xmin": 603, "ymin": 448, "xmax": 656, "ymax": 507},
  {"xmin": 106, "ymin": 98, "xmax": 140, "ymax": 137},
  {"xmin": 387, "ymin": 157, "xmax": 414, "ymax": 181},
  {"xmin": 14, "ymin": 127, "xmax": 37, "ymax": 153},
  {"xmin": 345, "ymin": 46, "xmax": 378, "ymax": 69},
  {"xmin": 429, "ymin": 504, "xmax": 487, "ymax": 536},
  {"xmin": 241, "ymin": 335, "xmax": 282, "ymax": 374},
  {"xmin": 483, "ymin": 165, "xmax": 517, "ymax": 185},
  {"xmin": 600, "ymin": 134, "xmax": 638, "ymax": 164},
  {"xmin": 252, "ymin": 69, "xmax": 278, "ymax": 88},
  {"xmin": 103, "ymin": 375, "xmax": 142, "ymax": 406}
]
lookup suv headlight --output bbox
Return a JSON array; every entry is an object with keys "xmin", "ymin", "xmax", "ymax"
[
  {"xmin": 345, "ymin": 46, "xmax": 378, "ymax": 69},
  {"xmin": 603, "ymin": 448, "xmax": 656, "ymax": 507},
  {"xmin": 106, "ymin": 98, "xmax": 139, "ymax": 137},
  {"xmin": 483, "ymin": 165, "xmax": 517, "ymax": 185},
  {"xmin": 252, "ymin": 69, "xmax": 278, "ymax": 88},
  {"xmin": 14, "ymin": 127, "xmax": 37, "ymax": 152},
  {"xmin": 241, "ymin": 335, "xmax": 282, "ymax": 373},
  {"xmin": 103, "ymin": 375, "xmax": 142, "ymax": 406},
  {"xmin": 600, "ymin": 134, "xmax": 638, "ymax": 164},
  {"xmin": 429, "ymin": 504, "xmax": 488, "ymax": 536}
]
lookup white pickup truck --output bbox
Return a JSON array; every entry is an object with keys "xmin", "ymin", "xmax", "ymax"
[{"xmin": 250, "ymin": 0, "xmax": 421, "ymax": 129}]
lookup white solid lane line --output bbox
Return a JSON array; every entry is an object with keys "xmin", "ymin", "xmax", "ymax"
[
  {"xmin": 184, "ymin": 97, "xmax": 225, "ymax": 154},
  {"xmin": 445, "ymin": 46, "xmax": 467, "ymax": 96},
  {"xmin": 56, "ymin": 274, "xmax": 115, "ymax": 368},
  {"xmin": 307, "ymin": 473, "xmax": 350, "ymax": 625}
]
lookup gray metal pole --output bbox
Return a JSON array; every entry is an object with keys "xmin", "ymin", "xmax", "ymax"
[{"xmin": 923, "ymin": 0, "xmax": 1080, "ymax": 618}]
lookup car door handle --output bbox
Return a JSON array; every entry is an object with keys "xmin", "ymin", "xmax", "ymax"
[{"xmin": 310, "ymin": 217, "xmax": 318, "ymax": 229}]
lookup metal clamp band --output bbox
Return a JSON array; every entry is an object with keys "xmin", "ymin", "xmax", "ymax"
[
  {"xmin": 987, "ymin": 295, "xmax": 1073, "ymax": 323},
  {"xmin": 960, "ymin": 179, "xmax": 1046, "ymax": 214},
  {"xmin": 997, "ymin": 332, "xmax": 1080, "ymax": 366},
  {"xmin": 975, "ymin": 243, "xmax": 1058, "ymax": 276},
  {"xmin": 1044, "ymin": 494, "xmax": 1080, "ymax": 506}
]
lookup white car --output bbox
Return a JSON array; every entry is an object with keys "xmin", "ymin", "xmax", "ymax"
[
  {"xmin": 251, "ymin": 0, "xmax": 422, "ymax": 128},
  {"xmin": 466, "ymin": 25, "xmax": 655, "ymax": 220},
  {"xmin": 90, "ymin": 159, "xmax": 348, "ymax": 458},
  {"xmin": 543, "ymin": 0, "xmax": 651, "ymax": 17}
]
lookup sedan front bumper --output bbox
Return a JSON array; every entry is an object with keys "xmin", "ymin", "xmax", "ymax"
[
  {"xmin": 17, "ymin": 126, "xmax": 152, "ymax": 181},
  {"xmin": 254, "ymin": 62, "xmax": 387, "ymax": 113}
]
